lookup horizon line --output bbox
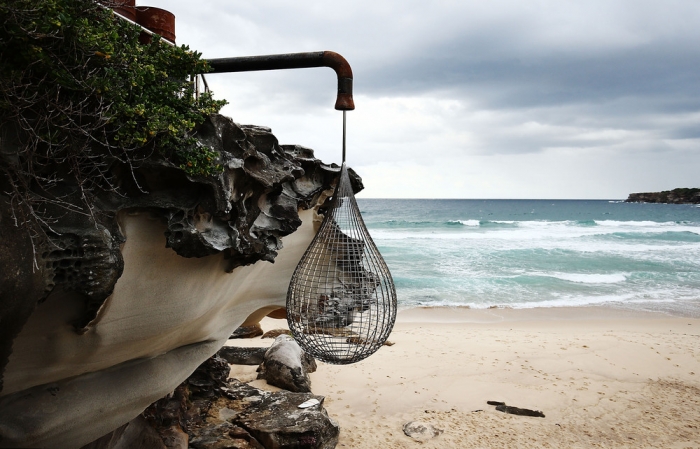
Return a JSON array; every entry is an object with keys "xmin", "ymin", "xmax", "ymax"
[{"xmin": 354, "ymin": 197, "xmax": 627, "ymax": 201}]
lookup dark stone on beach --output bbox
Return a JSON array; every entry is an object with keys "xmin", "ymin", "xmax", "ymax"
[
  {"xmin": 188, "ymin": 379, "xmax": 337, "ymax": 449},
  {"xmin": 486, "ymin": 401, "xmax": 506, "ymax": 406},
  {"xmin": 229, "ymin": 381, "xmax": 338, "ymax": 449},
  {"xmin": 493, "ymin": 403, "xmax": 545, "ymax": 418},
  {"xmin": 257, "ymin": 335, "xmax": 316, "ymax": 393},
  {"xmin": 402, "ymin": 421, "xmax": 443, "ymax": 441},
  {"xmin": 262, "ymin": 329, "xmax": 292, "ymax": 339},
  {"xmin": 218, "ymin": 347, "xmax": 269, "ymax": 366},
  {"xmin": 189, "ymin": 421, "xmax": 263, "ymax": 449},
  {"xmin": 230, "ymin": 324, "xmax": 264, "ymax": 339}
]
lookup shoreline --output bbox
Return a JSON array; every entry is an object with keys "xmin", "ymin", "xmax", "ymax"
[
  {"xmin": 396, "ymin": 300, "xmax": 700, "ymax": 320},
  {"xmin": 229, "ymin": 306, "xmax": 700, "ymax": 448},
  {"xmin": 395, "ymin": 304, "xmax": 688, "ymax": 322}
]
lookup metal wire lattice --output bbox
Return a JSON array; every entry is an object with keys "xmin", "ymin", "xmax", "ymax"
[{"xmin": 287, "ymin": 163, "xmax": 397, "ymax": 364}]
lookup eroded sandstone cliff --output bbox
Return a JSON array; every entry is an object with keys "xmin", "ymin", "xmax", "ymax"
[{"xmin": 0, "ymin": 113, "xmax": 360, "ymax": 448}]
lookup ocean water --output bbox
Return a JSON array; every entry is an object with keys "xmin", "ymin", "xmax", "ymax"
[{"xmin": 355, "ymin": 199, "xmax": 700, "ymax": 317}]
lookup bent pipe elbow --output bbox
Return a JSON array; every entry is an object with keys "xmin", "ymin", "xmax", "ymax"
[{"xmin": 203, "ymin": 51, "xmax": 355, "ymax": 111}]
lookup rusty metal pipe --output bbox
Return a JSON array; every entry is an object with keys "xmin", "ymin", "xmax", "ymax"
[{"xmin": 204, "ymin": 51, "xmax": 355, "ymax": 111}]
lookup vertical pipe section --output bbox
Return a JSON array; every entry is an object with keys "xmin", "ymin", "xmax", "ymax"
[
  {"xmin": 204, "ymin": 51, "xmax": 355, "ymax": 111},
  {"xmin": 342, "ymin": 111, "xmax": 347, "ymax": 163}
]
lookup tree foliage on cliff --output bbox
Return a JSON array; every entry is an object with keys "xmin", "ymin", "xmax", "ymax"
[
  {"xmin": 0, "ymin": 0, "xmax": 226, "ymax": 240},
  {"xmin": 626, "ymin": 188, "xmax": 700, "ymax": 204}
]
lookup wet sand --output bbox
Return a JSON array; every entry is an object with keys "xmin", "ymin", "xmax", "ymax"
[{"xmin": 229, "ymin": 307, "xmax": 700, "ymax": 448}]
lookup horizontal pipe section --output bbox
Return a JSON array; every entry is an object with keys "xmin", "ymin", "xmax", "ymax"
[{"xmin": 204, "ymin": 51, "xmax": 354, "ymax": 111}]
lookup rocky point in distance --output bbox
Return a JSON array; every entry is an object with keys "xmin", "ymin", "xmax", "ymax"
[{"xmin": 625, "ymin": 188, "xmax": 700, "ymax": 204}]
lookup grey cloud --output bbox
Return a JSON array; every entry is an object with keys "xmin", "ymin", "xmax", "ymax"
[
  {"xmin": 361, "ymin": 41, "xmax": 700, "ymax": 108},
  {"xmin": 149, "ymin": 0, "xmax": 700, "ymax": 112},
  {"xmin": 139, "ymin": 0, "xmax": 700, "ymax": 197},
  {"xmin": 669, "ymin": 127, "xmax": 700, "ymax": 140}
]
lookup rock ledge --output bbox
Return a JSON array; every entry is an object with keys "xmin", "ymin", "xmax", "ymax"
[{"xmin": 625, "ymin": 188, "xmax": 700, "ymax": 204}]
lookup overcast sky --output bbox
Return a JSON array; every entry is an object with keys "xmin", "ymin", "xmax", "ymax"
[{"xmin": 142, "ymin": 0, "xmax": 700, "ymax": 199}]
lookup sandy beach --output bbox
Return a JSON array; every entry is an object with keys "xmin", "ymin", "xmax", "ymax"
[{"xmin": 228, "ymin": 307, "xmax": 700, "ymax": 448}]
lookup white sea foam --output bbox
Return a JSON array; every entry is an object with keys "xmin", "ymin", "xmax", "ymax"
[
  {"xmin": 369, "ymin": 219, "xmax": 700, "ymax": 242},
  {"xmin": 451, "ymin": 219, "xmax": 480, "ymax": 226},
  {"xmin": 398, "ymin": 292, "xmax": 639, "ymax": 310},
  {"xmin": 398, "ymin": 289, "xmax": 696, "ymax": 311},
  {"xmin": 363, "ymin": 199, "xmax": 700, "ymax": 316},
  {"xmin": 493, "ymin": 293, "xmax": 639, "ymax": 309},
  {"xmin": 595, "ymin": 220, "xmax": 677, "ymax": 228},
  {"xmin": 534, "ymin": 272, "xmax": 628, "ymax": 284}
]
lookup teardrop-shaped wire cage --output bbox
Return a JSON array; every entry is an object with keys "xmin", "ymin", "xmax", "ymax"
[{"xmin": 287, "ymin": 163, "xmax": 397, "ymax": 364}]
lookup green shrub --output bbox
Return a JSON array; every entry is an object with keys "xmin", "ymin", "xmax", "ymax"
[{"xmin": 0, "ymin": 0, "xmax": 227, "ymax": 196}]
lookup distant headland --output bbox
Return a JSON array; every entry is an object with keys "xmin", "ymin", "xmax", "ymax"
[{"xmin": 625, "ymin": 188, "xmax": 700, "ymax": 204}]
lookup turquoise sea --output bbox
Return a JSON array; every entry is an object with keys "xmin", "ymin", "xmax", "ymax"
[{"xmin": 356, "ymin": 199, "xmax": 700, "ymax": 317}]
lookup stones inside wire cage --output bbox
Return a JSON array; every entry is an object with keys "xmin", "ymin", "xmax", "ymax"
[{"xmin": 286, "ymin": 164, "xmax": 397, "ymax": 364}]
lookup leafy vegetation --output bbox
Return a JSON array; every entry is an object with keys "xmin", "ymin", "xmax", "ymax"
[
  {"xmin": 0, "ymin": 0, "xmax": 227, "ymax": 242},
  {"xmin": 627, "ymin": 188, "xmax": 700, "ymax": 204},
  {"xmin": 654, "ymin": 188, "xmax": 700, "ymax": 203}
]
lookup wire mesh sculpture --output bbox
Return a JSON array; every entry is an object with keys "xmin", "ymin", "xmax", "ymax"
[{"xmin": 287, "ymin": 163, "xmax": 397, "ymax": 364}]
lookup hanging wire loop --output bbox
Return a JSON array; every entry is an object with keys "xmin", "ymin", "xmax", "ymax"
[{"xmin": 287, "ymin": 164, "xmax": 397, "ymax": 364}]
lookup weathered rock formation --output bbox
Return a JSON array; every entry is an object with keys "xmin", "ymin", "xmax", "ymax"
[
  {"xmin": 218, "ymin": 347, "xmax": 269, "ymax": 366},
  {"xmin": 0, "ymin": 113, "xmax": 360, "ymax": 448},
  {"xmin": 81, "ymin": 355, "xmax": 338, "ymax": 449},
  {"xmin": 256, "ymin": 335, "xmax": 317, "ymax": 393},
  {"xmin": 626, "ymin": 188, "xmax": 700, "ymax": 204},
  {"xmin": 227, "ymin": 383, "xmax": 337, "ymax": 449}
]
